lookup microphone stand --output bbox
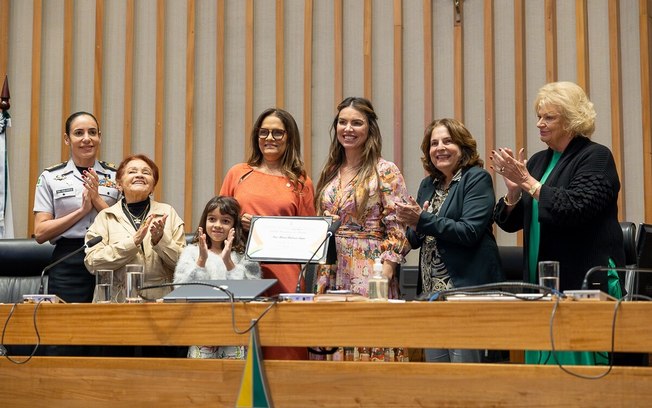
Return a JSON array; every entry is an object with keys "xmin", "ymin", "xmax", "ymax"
[
  {"xmin": 295, "ymin": 220, "xmax": 341, "ymax": 293},
  {"xmin": 38, "ymin": 236, "xmax": 103, "ymax": 295}
]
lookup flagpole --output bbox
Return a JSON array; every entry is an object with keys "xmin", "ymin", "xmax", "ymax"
[{"xmin": 0, "ymin": 75, "xmax": 13, "ymax": 238}]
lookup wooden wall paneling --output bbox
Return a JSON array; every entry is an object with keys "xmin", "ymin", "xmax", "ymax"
[
  {"xmin": 60, "ymin": 0, "xmax": 73, "ymax": 162},
  {"xmin": 513, "ymin": 1, "xmax": 526, "ymax": 157},
  {"xmin": 640, "ymin": 0, "xmax": 652, "ymax": 222},
  {"xmin": 483, "ymin": 0, "xmax": 495, "ymax": 177},
  {"xmin": 575, "ymin": 0, "xmax": 589, "ymax": 95},
  {"xmin": 245, "ymin": 0, "xmax": 254, "ymax": 158},
  {"xmin": 334, "ymin": 0, "xmax": 343, "ymax": 106},
  {"xmin": 513, "ymin": 0, "xmax": 526, "ymax": 247},
  {"xmin": 28, "ymin": 0, "xmax": 44, "ymax": 237},
  {"xmin": 276, "ymin": 0, "xmax": 284, "ymax": 108},
  {"xmin": 94, "ymin": 0, "xmax": 104, "ymax": 126},
  {"xmin": 608, "ymin": 0, "xmax": 625, "ymax": 220},
  {"xmin": 122, "ymin": 0, "xmax": 134, "ymax": 158},
  {"xmin": 184, "ymin": 0, "xmax": 196, "ymax": 232},
  {"xmin": 453, "ymin": 0, "xmax": 463, "ymax": 121},
  {"xmin": 154, "ymin": 0, "xmax": 165, "ymax": 200},
  {"xmin": 544, "ymin": 0, "xmax": 557, "ymax": 82},
  {"xmin": 303, "ymin": 0, "xmax": 313, "ymax": 175},
  {"xmin": 363, "ymin": 0, "xmax": 372, "ymax": 100},
  {"xmin": 0, "ymin": 0, "xmax": 8, "ymax": 79},
  {"xmin": 393, "ymin": 0, "xmax": 403, "ymax": 170},
  {"xmin": 423, "ymin": 0, "xmax": 433, "ymax": 127},
  {"xmin": 215, "ymin": 0, "xmax": 225, "ymax": 193}
]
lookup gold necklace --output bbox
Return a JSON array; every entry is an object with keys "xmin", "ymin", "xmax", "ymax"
[{"xmin": 123, "ymin": 201, "xmax": 150, "ymax": 228}]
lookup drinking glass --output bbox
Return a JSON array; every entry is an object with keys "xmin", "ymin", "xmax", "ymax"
[
  {"xmin": 538, "ymin": 261, "xmax": 560, "ymax": 292},
  {"xmin": 94, "ymin": 269, "xmax": 113, "ymax": 303},
  {"xmin": 125, "ymin": 264, "xmax": 144, "ymax": 303}
]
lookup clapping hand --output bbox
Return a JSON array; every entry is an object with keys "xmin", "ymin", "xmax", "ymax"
[
  {"xmin": 396, "ymin": 196, "xmax": 429, "ymax": 231},
  {"xmin": 221, "ymin": 228, "xmax": 235, "ymax": 262},
  {"xmin": 196, "ymin": 227, "xmax": 208, "ymax": 268},
  {"xmin": 490, "ymin": 148, "xmax": 528, "ymax": 191},
  {"xmin": 149, "ymin": 214, "xmax": 168, "ymax": 246}
]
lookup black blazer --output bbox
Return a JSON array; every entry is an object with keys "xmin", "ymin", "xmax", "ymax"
[
  {"xmin": 406, "ymin": 166, "xmax": 503, "ymax": 294},
  {"xmin": 494, "ymin": 136, "xmax": 624, "ymax": 291}
]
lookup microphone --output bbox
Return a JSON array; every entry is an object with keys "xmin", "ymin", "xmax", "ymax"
[
  {"xmin": 37, "ymin": 236, "xmax": 103, "ymax": 295},
  {"xmin": 581, "ymin": 265, "xmax": 652, "ymax": 291},
  {"xmin": 295, "ymin": 219, "xmax": 341, "ymax": 293}
]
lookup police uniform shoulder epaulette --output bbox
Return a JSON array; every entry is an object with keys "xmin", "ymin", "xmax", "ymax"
[
  {"xmin": 99, "ymin": 160, "xmax": 117, "ymax": 171},
  {"xmin": 44, "ymin": 162, "xmax": 67, "ymax": 172}
]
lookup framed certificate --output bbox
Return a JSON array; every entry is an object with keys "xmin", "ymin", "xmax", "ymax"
[{"xmin": 245, "ymin": 216, "xmax": 334, "ymax": 263}]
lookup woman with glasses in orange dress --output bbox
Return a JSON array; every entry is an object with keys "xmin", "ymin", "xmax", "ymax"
[{"xmin": 220, "ymin": 108, "xmax": 315, "ymax": 360}]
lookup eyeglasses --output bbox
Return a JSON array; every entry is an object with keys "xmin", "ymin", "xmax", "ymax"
[{"xmin": 258, "ymin": 128, "xmax": 286, "ymax": 140}]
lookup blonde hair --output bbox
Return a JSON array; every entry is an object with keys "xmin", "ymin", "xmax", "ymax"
[{"xmin": 534, "ymin": 81, "xmax": 596, "ymax": 137}]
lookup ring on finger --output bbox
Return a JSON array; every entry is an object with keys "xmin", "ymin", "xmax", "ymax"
[{"xmin": 500, "ymin": 167, "xmax": 505, "ymax": 173}]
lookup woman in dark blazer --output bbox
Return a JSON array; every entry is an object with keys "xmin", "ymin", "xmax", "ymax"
[
  {"xmin": 397, "ymin": 118, "xmax": 503, "ymax": 363},
  {"xmin": 490, "ymin": 81, "xmax": 625, "ymax": 365}
]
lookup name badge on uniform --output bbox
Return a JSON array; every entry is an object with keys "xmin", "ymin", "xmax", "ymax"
[{"xmin": 56, "ymin": 188, "xmax": 74, "ymax": 195}]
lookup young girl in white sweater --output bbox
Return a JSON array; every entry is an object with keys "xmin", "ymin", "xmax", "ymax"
[{"xmin": 174, "ymin": 196, "xmax": 260, "ymax": 358}]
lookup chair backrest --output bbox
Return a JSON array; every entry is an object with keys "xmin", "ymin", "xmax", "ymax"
[
  {"xmin": 620, "ymin": 221, "xmax": 637, "ymax": 266},
  {"xmin": 0, "ymin": 238, "xmax": 55, "ymax": 303},
  {"xmin": 498, "ymin": 245, "xmax": 524, "ymax": 281},
  {"xmin": 0, "ymin": 238, "xmax": 54, "ymax": 277}
]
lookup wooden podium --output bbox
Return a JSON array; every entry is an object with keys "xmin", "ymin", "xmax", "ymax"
[{"xmin": 1, "ymin": 300, "xmax": 652, "ymax": 407}]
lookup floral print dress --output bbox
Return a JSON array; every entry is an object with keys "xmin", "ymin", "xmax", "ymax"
[{"xmin": 316, "ymin": 158, "xmax": 409, "ymax": 298}]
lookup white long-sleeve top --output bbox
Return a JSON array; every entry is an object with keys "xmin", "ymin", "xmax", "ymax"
[{"xmin": 173, "ymin": 244, "xmax": 261, "ymax": 284}]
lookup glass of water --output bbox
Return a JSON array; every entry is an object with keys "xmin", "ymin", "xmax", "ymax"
[
  {"xmin": 125, "ymin": 264, "xmax": 144, "ymax": 303},
  {"xmin": 94, "ymin": 269, "xmax": 113, "ymax": 303},
  {"xmin": 538, "ymin": 261, "xmax": 560, "ymax": 292}
]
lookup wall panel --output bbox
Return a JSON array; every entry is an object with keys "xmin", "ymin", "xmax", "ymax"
[
  {"xmin": 222, "ymin": 0, "xmax": 246, "ymax": 175},
  {"xmin": 131, "ymin": 0, "xmax": 157, "ymax": 161},
  {"xmin": 621, "ymin": 2, "xmax": 645, "ymax": 223},
  {"xmin": 102, "ymin": 0, "xmax": 126, "ymax": 163},
  {"xmin": 310, "ymin": 0, "xmax": 334, "ymax": 178},
  {"xmin": 194, "ymin": 0, "xmax": 217, "ymax": 213},
  {"xmin": 162, "ymin": 0, "xmax": 187, "ymax": 219}
]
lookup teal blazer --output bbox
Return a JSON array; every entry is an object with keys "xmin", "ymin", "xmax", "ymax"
[{"xmin": 406, "ymin": 166, "xmax": 503, "ymax": 294}]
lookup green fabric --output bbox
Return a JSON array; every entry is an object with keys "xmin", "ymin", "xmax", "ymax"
[
  {"xmin": 524, "ymin": 350, "xmax": 609, "ymax": 365},
  {"xmin": 607, "ymin": 258, "xmax": 623, "ymax": 299},
  {"xmin": 528, "ymin": 151, "xmax": 562, "ymax": 284}
]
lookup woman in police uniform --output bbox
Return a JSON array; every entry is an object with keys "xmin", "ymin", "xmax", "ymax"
[{"xmin": 33, "ymin": 111, "xmax": 120, "ymax": 303}]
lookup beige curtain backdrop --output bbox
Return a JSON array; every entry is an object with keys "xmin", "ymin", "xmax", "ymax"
[{"xmin": 1, "ymin": 0, "xmax": 651, "ymax": 258}]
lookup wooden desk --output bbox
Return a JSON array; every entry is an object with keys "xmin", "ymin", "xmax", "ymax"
[{"xmin": 1, "ymin": 301, "xmax": 652, "ymax": 407}]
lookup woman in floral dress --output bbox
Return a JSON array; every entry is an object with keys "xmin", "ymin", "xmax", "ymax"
[{"xmin": 314, "ymin": 97, "xmax": 409, "ymax": 298}]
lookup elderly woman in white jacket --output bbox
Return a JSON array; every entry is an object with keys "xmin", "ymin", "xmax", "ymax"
[{"xmin": 174, "ymin": 196, "xmax": 260, "ymax": 359}]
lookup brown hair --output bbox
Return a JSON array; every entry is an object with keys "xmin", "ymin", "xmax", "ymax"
[
  {"xmin": 315, "ymin": 97, "xmax": 382, "ymax": 217},
  {"xmin": 420, "ymin": 118, "xmax": 483, "ymax": 179},
  {"xmin": 247, "ymin": 108, "xmax": 308, "ymax": 191},
  {"xmin": 194, "ymin": 196, "xmax": 246, "ymax": 253}
]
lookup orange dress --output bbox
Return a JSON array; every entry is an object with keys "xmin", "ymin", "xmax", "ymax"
[
  {"xmin": 221, "ymin": 163, "xmax": 316, "ymax": 360},
  {"xmin": 220, "ymin": 163, "xmax": 316, "ymax": 294}
]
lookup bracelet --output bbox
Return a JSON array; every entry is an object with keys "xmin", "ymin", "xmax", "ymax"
[
  {"xmin": 528, "ymin": 181, "xmax": 542, "ymax": 196},
  {"xmin": 504, "ymin": 192, "xmax": 522, "ymax": 206}
]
